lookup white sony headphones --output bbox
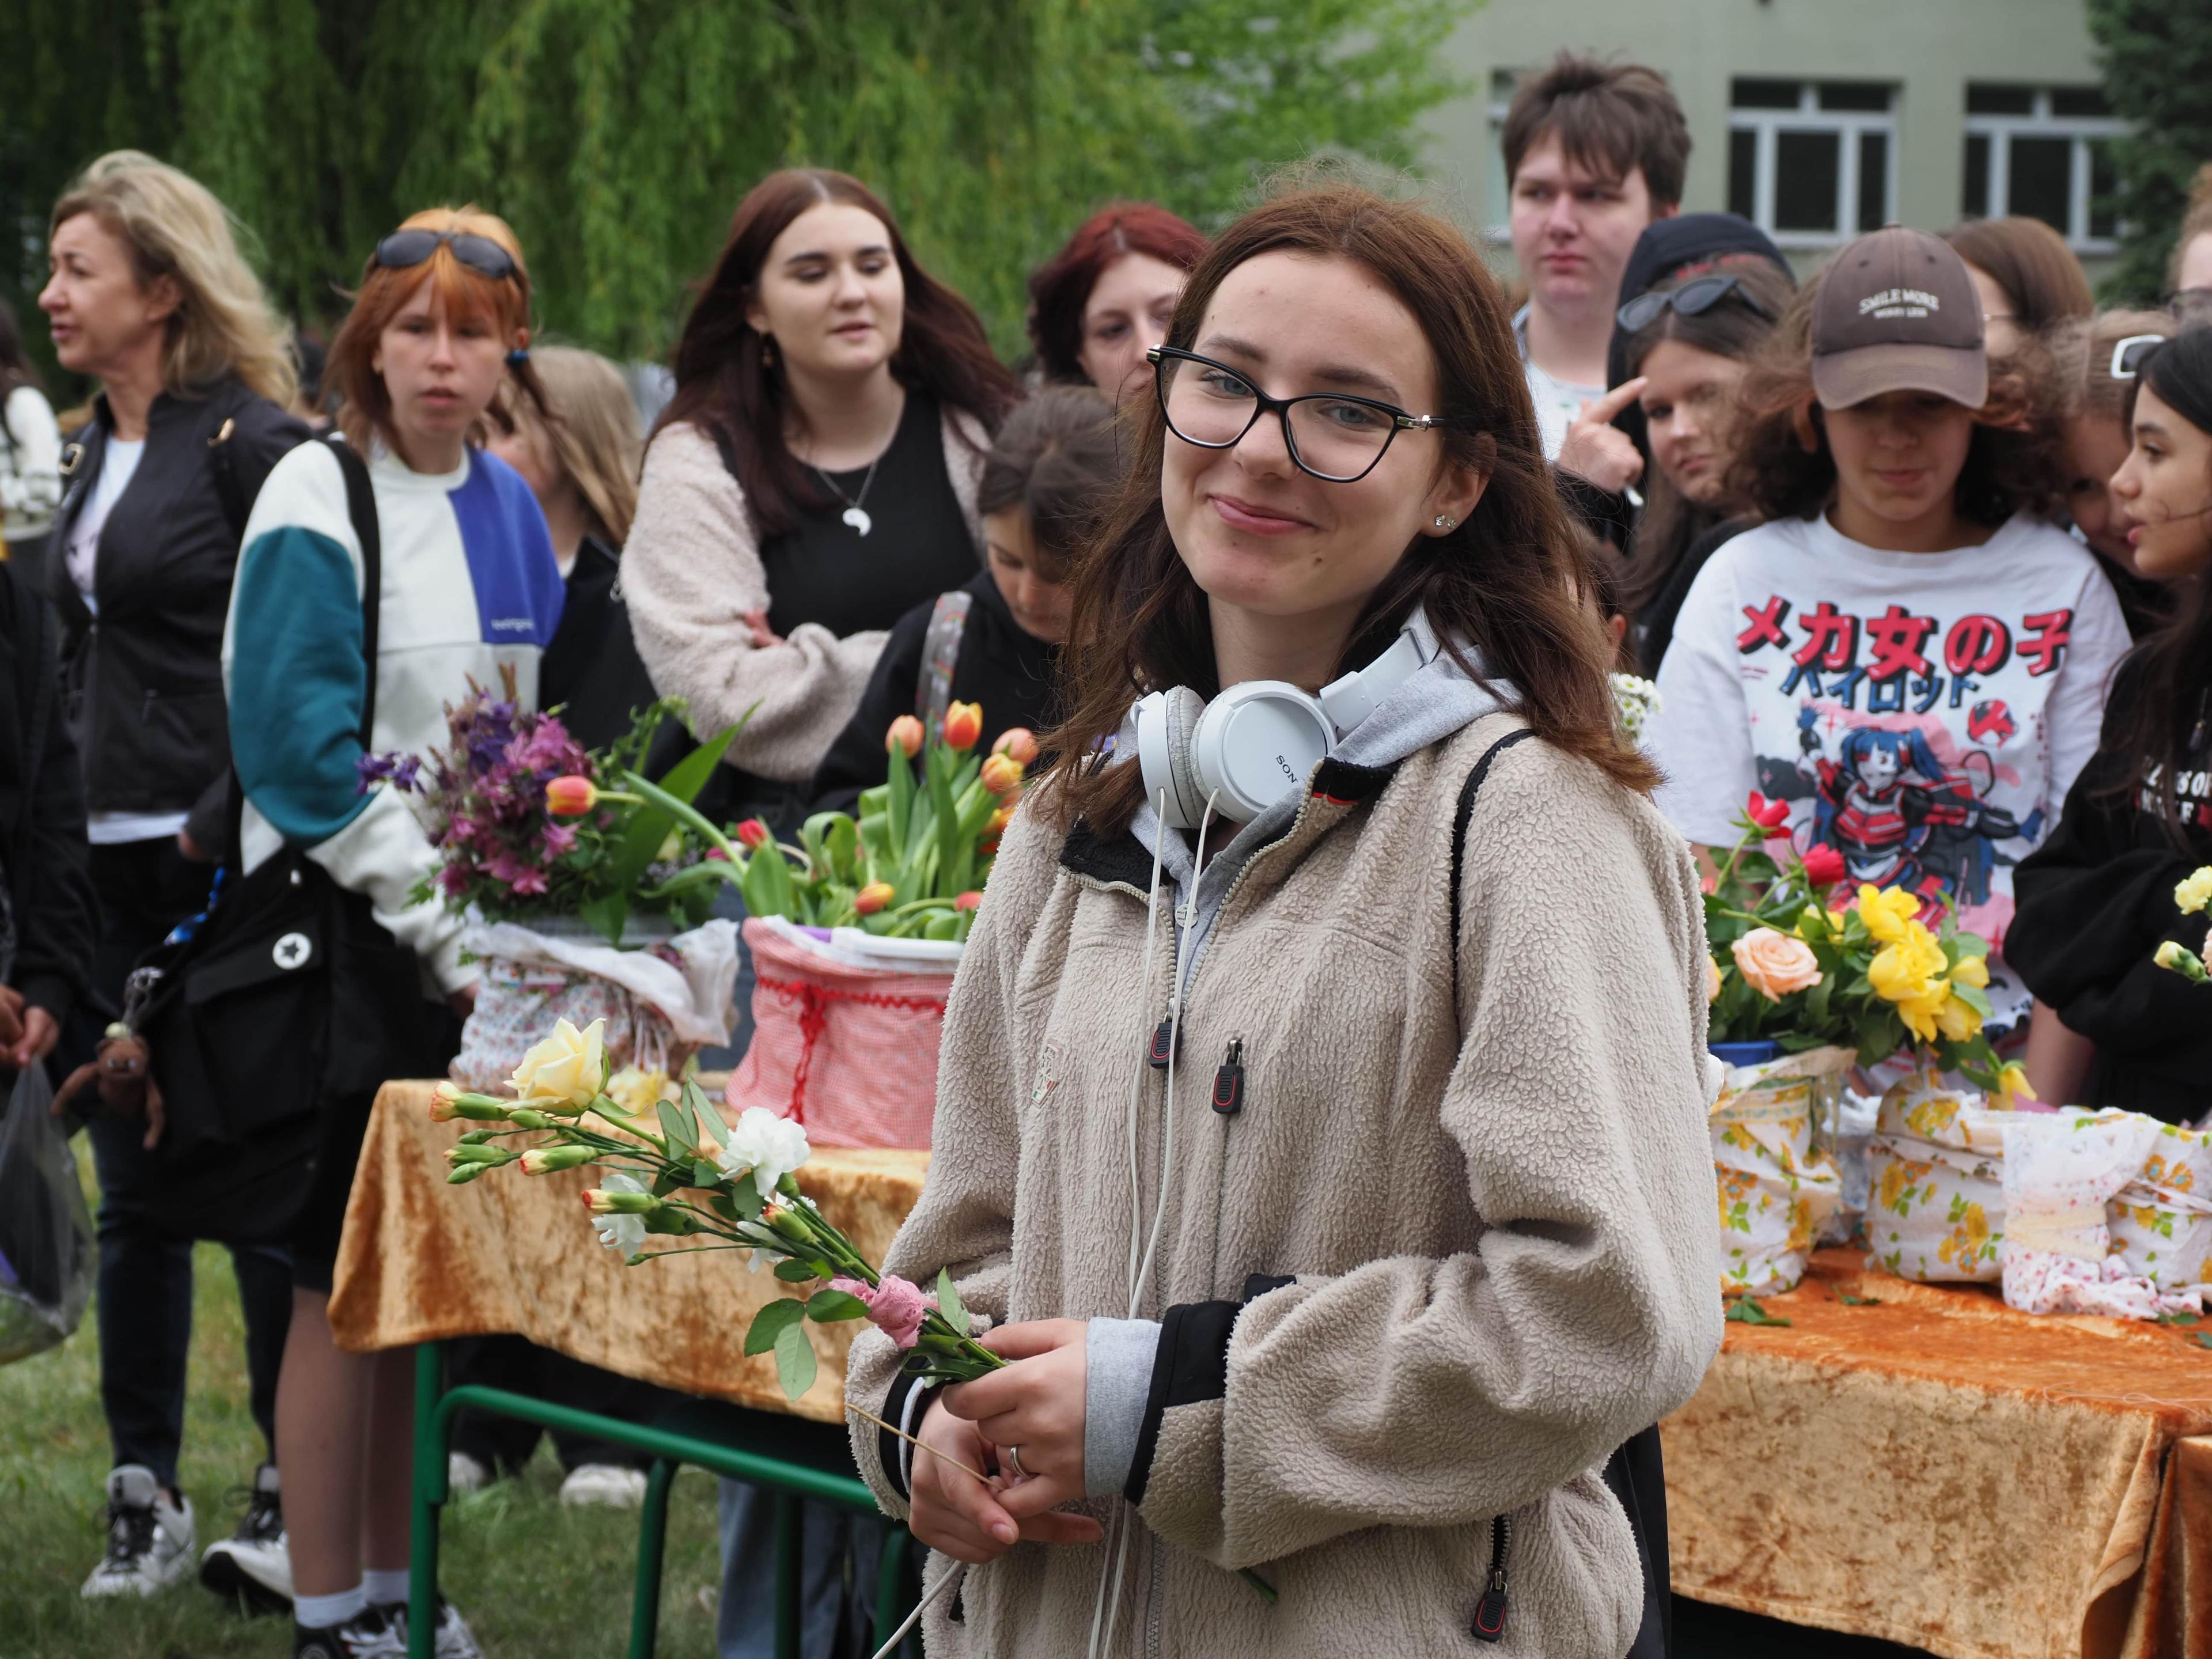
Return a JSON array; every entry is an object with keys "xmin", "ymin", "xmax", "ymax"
[{"xmin": 1131, "ymin": 610, "xmax": 1437, "ymax": 828}]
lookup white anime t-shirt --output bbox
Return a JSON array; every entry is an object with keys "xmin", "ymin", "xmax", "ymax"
[{"xmin": 1649, "ymin": 509, "xmax": 2130, "ymax": 1031}]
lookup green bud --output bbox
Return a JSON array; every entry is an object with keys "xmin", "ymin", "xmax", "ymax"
[
  {"xmin": 506, "ymin": 1107, "xmax": 554, "ymax": 1131},
  {"xmin": 451, "ymin": 1094, "xmax": 512, "ymax": 1122},
  {"xmin": 448, "ymin": 1162, "xmax": 489, "ymax": 1185},
  {"xmin": 446, "ymin": 1143, "xmax": 514, "ymax": 1166}
]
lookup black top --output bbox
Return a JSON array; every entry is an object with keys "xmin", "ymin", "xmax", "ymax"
[
  {"xmin": 809, "ymin": 569, "xmax": 1059, "ymax": 815},
  {"xmin": 1637, "ymin": 513, "xmax": 1750, "ymax": 678},
  {"xmin": 539, "ymin": 534, "xmax": 663, "ymax": 754},
  {"xmin": 2008, "ymin": 654, "xmax": 2212, "ymax": 1123},
  {"xmin": 0, "ymin": 559, "xmax": 96, "ymax": 1024},
  {"xmin": 48, "ymin": 377, "xmax": 309, "ymax": 820},
  {"xmin": 759, "ymin": 392, "xmax": 977, "ymax": 642}
]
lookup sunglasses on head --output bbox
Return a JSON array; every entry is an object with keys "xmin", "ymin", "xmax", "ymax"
[
  {"xmin": 1615, "ymin": 272, "xmax": 1774, "ymax": 335},
  {"xmin": 2109, "ymin": 334, "xmax": 2166, "ymax": 380},
  {"xmin": 371, "ymin": 229, "xmax": 518, "ymax": 282}
]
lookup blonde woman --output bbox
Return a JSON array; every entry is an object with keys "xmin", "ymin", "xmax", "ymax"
[
  {"xmin": 37, "ymin": 148, "xmax": 308, "ymax": 1607},
  {"xmin": 485, "ymin": 343, "xmax": 662, "ymax": 750}
]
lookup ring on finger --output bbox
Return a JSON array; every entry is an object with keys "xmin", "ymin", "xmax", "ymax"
[{"xmin": 1005, "ymin": 1444, "xmax": 1026, "ymax": 1481}]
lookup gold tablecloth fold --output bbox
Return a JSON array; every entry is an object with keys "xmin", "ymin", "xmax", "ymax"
[
  {"xmin": 1665, "ymin": 1249, "xmax": 2212, "ymax": 1659},
  {"xmin": 328, "ymin": 1079, "xmax": 930, "ymax": 1423}
]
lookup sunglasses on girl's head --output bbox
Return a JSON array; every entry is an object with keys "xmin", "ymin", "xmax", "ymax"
[
  {"xmin": 1615, "ymin": 272, "xmax": 1775, "ymax": 335},
  {"xmin": 2110, "ymin": 334, "xmax": 2166, "ymax": 380},
  {"xmin": 371, "ymin": 229, "xmax": 518, "ymax": 282}
]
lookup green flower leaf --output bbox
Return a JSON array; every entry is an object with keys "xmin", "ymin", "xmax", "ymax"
[
  {"xmin": 937, "ymin": 1267, "xmax": 970, "ymax": 1337},
  {"xmin": 774, "ymin": 1317, "xmax": 818, "ymax": 1400},
  {"xmin": 658, "ymin": 1099, "xmax": 696, "ymax": 1157},
  {"xmin": 1723, "ymin": 1297, "xmax": 1792, "ymax": 1327},
  {"xmin": 806, "ymin": 1289, "xmax": 870, "ymax": 1322},
  {"xmin": 775, "ymin": 1258, "xmax": 822, "ymax": 1283},
  {"xmin": 744, "ymin": 1296, "xmax": 808, "ymax": 1357}
]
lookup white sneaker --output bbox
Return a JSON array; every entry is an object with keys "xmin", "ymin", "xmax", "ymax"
[
  {"xmin": 381, "ymin": 1597, "xmax": 483, "ymax": 1659},
  {"xmin": 200, "ymin": 1460, "xmax": 291, "ymax": 1613},
  {"xmin": 82, "ymin": 1464, "xmax": 195, "ymax": 1597},
  {"xmin": 559, "ymin": 1463, "xmax": 649, "ymax": 1509},
  {"xmin": 446, "ymin": 1451, "xmax": 489, "ymax": 1495}
]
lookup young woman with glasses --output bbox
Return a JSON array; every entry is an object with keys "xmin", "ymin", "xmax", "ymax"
[
  {"xmin": 2012, "ymin": 328, "xmax": 2212, "ymax": 1118},
  {"xmin": 225, "ymin": 207, "xmax": 563, "ymax": 1659},
  {"xmin": 844, "ymin": 185, "xmax": 1719, "ymax": 1658}
]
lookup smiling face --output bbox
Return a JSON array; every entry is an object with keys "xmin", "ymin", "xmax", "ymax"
[
  {"xmin": 1509, "ymin": 136, "xmax": 1659, "ymax": 324},
  {"xmin": 2111, "ymin": 385, "xmax": 2212, "ymax": 581},
  {"xmin": 1159, "ymin": 251, "xmax": 1483, "ymax": 671},
  {"xmin": 39, "ymin": 211, "xmax": 176, "ymax": 380},
  {"xmin": 1637, "ymin": 338, "xmax": 1748, "ymax": 507},
  {"xmin": 372, "ymin": 278, "xmax": 513, "ymax": 469},
  {"xmin": 1077, "ymin": 251, "xmax": 1185, "ymax": 410},
  {"xmin": 1822, "ymin": 391, "xmax": 1978, "ymax": 547},
  {"xmin": 2061, "ymin": 412, "xmax": 2140, "ymax": 570},
  {"xmin": 745, "ymin": 202, "xmax": 904, "ymax": 382}
]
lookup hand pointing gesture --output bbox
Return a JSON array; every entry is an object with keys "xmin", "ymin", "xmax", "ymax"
[{"xmin": 1556, "ymin": 377, "xmax": 1648, "ymax": 497}]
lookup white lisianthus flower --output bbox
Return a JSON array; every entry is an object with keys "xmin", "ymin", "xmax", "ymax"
[
  {"xmin": 592, "ymin": 1171, "xmax": 649, "ymax": 1253},
  {"xmin": 2177, "ymin": 867, "xmax": 2212, "ymax": 916},
  {"xmin": 717, "ymin": 1107, "xmax": 812, "ymax": 1199},
  {"xmin": 508, "ymin": 1017, "xmax": 608, "ymax": 1109}
]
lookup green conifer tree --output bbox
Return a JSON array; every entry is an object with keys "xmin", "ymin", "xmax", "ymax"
[{"xmin": 2085, "ymin": 0, "xmax": 2212, "ymax": 301}]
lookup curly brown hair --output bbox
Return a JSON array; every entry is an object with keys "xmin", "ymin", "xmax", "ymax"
[{"xmin": 1725, "ymin": 274, "xmax": 2066, "ymax": 527}]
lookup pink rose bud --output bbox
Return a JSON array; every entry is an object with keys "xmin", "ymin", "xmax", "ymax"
[{"xmin": 834, "ymin": 1272, "xmax": 933, "ymax": 1349}]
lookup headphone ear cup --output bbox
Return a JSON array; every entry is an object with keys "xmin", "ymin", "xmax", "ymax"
[{"xmin": 1161, "ymin": 685, "xmax": 1207, "ymax": 829}]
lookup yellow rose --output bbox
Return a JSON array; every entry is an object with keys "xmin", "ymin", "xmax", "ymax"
[
  {"xmin": 507, "ymin": 1017, "xmax": 608, "ymax": 1110},
  {"xmin": 1856, "ymin": 884, "xmax": 1922, "ymax": 944},
  {"xmin": 1993, "ymin": 1062, "xmax": 2035, "ymax": 1109},
  {"xmin": 1869, "ymin": 922, "xmax": 1946, "ymax": 1006},
  {"xmin": 1933, "ymin": 988, "xmax": 1983, "ymax": 1043},
  {"xmin": 1948, "ymin": 952, "xmax": 1990, "ymax": 990},
  {"xmin": 1731, "ymin": 927, "xmax": 1823, "ymax": 1001},
  {"xmin": 1893, "ymin": 986, "xmax": 1946, "ymax": 1043},
  {"xmin": 2175, "ymin": 866, "xmax": 2212, "ymax": 915},
  {"xmin": 605, "ymin": 1065, "xmax": 671, "ymax": 1117}
]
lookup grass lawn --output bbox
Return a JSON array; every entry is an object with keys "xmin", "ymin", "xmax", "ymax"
[{"xmin": 0, "ymin": 1153, "xmax": 729, "ymax": 1658}]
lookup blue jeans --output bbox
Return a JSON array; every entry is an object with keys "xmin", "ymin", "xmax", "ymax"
[{"xmin": 715, "ymin": 1480, "xmax": 912, "ymax": 1658}]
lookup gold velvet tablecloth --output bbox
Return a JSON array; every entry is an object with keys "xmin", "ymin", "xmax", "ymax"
[
  {"xmin": 327, "ymin": 1080, "xmax": 930, "ymax": 1425},
  {"xmin": 332, "ymin": 1093, "xmax": 2212, "ymax": 1654},
  {"xmin": 1665, "ymin": 1249, "xmax": 2212, "ymax": 1659}
]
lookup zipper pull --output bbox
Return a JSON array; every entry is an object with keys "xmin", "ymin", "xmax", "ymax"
[
  {"xmin": 1470, "ymin": 1513, "xmax": 1509, "ymax": 1642},
  {"xmin": 1212, "ymin": 1039, "xmax": 1245, "ymax": 1115},
  {"xmin": 1147, "ymin": 1018, "xmax": 1176, "ymax": 1069}
]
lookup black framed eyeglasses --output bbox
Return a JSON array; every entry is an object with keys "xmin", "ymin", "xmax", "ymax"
[
  {"xmin": 2109, "ymin": 334, "xmax": 2166, "ymax": 380},
  {"xmin": 1147, "ymin": 346, "xmax": 1449, "ymax": 483},
  {"xmin": 1615, "ymin": 272, "xmax": 1774, "ymax": 334},
  {"xmin": 371, "ymin": 229, "xmax": 518, "ymax": 282}
]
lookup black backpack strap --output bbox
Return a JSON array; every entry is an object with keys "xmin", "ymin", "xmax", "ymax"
[{"xmin": 1447, "ymin": 726, "xmax": 1537, "ymax": 1005}]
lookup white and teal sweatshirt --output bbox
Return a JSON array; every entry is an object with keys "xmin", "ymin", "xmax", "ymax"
[{"xmin": 221, "ymin": 440, "xmax": 564, "ymax": 993}]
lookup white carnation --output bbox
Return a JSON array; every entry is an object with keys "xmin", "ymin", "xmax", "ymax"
[
  {"xmin": 716, "ymin": 1107, "xmax": 812, "ymax": 1199},
  {"xmin": 592, "ymin": 1171, "xmax": 649, "ymax": 1254}
]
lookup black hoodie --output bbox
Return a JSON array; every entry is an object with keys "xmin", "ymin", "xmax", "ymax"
[{"xmin": 2007, "ymin": 655, "xmax": 2212, "ymax": 1123}]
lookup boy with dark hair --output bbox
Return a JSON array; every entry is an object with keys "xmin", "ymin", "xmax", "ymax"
[{"xmin": 1504, "ymin": 52, "xmax": 1690, "ymax": 487}]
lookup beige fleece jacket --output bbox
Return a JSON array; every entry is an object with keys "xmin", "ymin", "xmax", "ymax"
[
  {"xmin": 846, "ymin": 713, "xmax": 1724, "ymax": 1658},
  {"xmin": 622, "ymin": 412, "xmax": 987, "ymax": 783}
]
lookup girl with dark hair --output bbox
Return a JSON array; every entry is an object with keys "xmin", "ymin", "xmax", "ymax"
[
  {"xmin": 810, "ymin": 384, "xmax": 1119, "ymax": 812},
  {"xmin": 1611, "ymin": 258, "xmax": 1794, "ymax": 671},
  {"xmin": 2010, "ymin": 327, "xmax": 2212, "ymax": 1120},
  {"xmin": 0, "ymin": 298, "xmax": 62, "ymax": 590},
  {"xmin": 1027, "ymin": 202, "xmax": 1209, "ymax": 406},
  {"xmin": 625, "ymin": 168, "xmax": 1020, "ymax": 832},
  {"xmin": 1647, "ymin": 228, "xmax": 2129, "ymax": 1041},
  {"xmin": 845, "ymin": 185, "xmax": 1717, "ymax": 1658}
]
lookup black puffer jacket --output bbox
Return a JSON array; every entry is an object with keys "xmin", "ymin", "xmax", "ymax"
[{"xmin": 48, "ymin": 377, "xmax": 308, "ymax": 825}]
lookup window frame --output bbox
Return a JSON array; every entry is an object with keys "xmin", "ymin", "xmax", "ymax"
[
  {"xmin": 1961, "ymin": 86, "xmax": 2125, "ymax": 252},
  {"xmin": 1728, "ymin": 81, "xmax": 1899, "ymax": 249}
]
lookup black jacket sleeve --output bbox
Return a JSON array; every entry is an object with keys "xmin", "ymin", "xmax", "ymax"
[
  {"xmin": 808, "ymin": 596, "xmax": 935, "ymax": 816},
  {"xmin": 2007, "ymin": 752, "xmax": 2209, "ymax": 1058},
  {"xmin": 8, "ymin": 571, "xmax": 97, "ymax": 1024}
]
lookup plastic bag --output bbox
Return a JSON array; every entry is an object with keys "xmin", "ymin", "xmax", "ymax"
[{"xmin": 0, "ymin": 1062, "xmax": 96, "ymax": 1365}]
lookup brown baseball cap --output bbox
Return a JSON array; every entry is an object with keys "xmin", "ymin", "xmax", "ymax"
[{"xmin": 1810, "ymin": 226, "xmax": 1987, "ymax": 410}]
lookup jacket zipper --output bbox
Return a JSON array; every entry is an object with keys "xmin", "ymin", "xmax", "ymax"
[
  {"xmin": 1144, "ymin": 1525, "xmax": 1166, "ymax": 1659},
  {"xmin": 1470, "ymin": 1513, "xmax": 1511, "ymax": 1642}
]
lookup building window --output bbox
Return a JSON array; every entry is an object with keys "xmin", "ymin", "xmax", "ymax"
[
  {"xmin": 1961, "ymin": 85, "xmax": 2123, "ymax": 249},
  {"xmin": 1484, "ymin": 68, "xmax": 1518, "ymax": 241},
  {"xmin": 1728, "ymin": 81, "xmax": 1897, "ymax": 247}
]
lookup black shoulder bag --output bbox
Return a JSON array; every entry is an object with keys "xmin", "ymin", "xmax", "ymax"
[
  {"xmin": 1448, "ymin": 726, "xmax": 1668, "ymax": 1659},
  {"xmin": 124, "ymin": 437, "xmax": 434, "ymax": 1244}
]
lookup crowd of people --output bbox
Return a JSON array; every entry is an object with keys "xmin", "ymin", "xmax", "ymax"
[{"xmin": 4, "ymin": 43, "xmax": 2212, "ymax": 1659}]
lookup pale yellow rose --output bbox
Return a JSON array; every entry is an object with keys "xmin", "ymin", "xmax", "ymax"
[
  {"xmin": 1730, "ymin": 927, "xmax": 1822, "ymax": 1001},
  {"xmin": 605, "ymin": 1066, "xmax": 672, "ymax": 1117},
  {"xmin": 507, "ymin": 1017, "xmax": 608, "ymax": 1110},
  {"xmin": 1856, "ymin": 884, "xmax": 1922, "ymax": 944},
  {"xmin": 2175, "ymin": 866, "xmax": 2212, "ymax": 915}
]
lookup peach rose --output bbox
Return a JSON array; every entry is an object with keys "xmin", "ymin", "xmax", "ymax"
[{"xmin": 1730, "ymin": 927, "xmax": 1821, "ymax": 1002}]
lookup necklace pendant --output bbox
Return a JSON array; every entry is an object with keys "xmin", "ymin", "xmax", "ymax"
[{"xmin": 842, "ymin": 505, "xmax": 873, "ymax": 537}]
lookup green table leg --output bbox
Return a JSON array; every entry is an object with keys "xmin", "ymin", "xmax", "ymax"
[
  {"xmin": 873, "ymin": 1523, "xmax": 912, "ymax": 1651},
  {"xmin": 627, "ymin": 1458, "xmax": 677, "ymax": 1659},
  {"xmin": 408, "ymin": 1342, "xmax": 447, "ymax": 1659},
  {"xmin": 774, "ymin": 1491, "xmax": 800, "ymax": 1659}
]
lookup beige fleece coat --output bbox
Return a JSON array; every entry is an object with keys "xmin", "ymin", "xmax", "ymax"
[
  {"xmin": 622, "ymin": 412, "xmax": 987, "ymax": 784},
  {"xmin": 847, "ymin": 713, "xmax": 1723, "ymax": 1658}
]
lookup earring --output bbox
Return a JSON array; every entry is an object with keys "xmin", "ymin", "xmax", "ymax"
[
  {"xmin": 760, "ymin": 335, "xmax": 777, "ymax": 369},
  {"xmin": 1433, "ymin": 514, "xmax": 1458, "ymax": 531}
]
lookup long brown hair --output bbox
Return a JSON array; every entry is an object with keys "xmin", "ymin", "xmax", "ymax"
[
  {"xmin": 1044, "ymin": 185, "xmax": 1654, "ymax": 834},
  {"xmin": 1941, "ymin": 217, "xmax": 2094, "ymax": 332},
  {"xmin": 653, "ymin": 169, "xmax": 1020, "ymax": 539},
  {"xmin": 1726, "ymin": 274, "xmax": 2064, "ymax": 526}
]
